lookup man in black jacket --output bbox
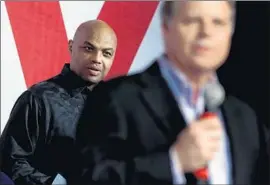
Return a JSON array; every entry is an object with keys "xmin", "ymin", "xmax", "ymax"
[
  {"xmin": 0, "ymin": 19, "xmax": 117, "ymax": 184},
  {"xmin": 77, "ymin": 1, "xmax": 269, "ymax": 184}
]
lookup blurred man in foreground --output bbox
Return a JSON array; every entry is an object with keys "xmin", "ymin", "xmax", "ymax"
[
  {"xmin": 77, "ymin": 1, "xmax": 269, "ymax": 184},
  {"xmin": 0, "ymin": 20, "xmax": 117, "ymax": 184}
]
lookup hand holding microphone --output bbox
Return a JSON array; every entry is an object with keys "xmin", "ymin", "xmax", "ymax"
[
  {"xmin": 172, "ymin": 113, "xmax": 222, "ymax": 172},
  {"xmin": 172, "ymin": 82, "xmax": 225, "ymax": 180}
]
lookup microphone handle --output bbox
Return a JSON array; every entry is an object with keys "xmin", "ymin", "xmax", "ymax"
[{"xmin": 194, "ymin": 112, "xmax": 217, "ymax": 181}]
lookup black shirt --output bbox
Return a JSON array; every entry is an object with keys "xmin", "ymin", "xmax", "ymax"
[{"xmin": 0, "ymin": 64, "xmax": 91, "ymax": 184}]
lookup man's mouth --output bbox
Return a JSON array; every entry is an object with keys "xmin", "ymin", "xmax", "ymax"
[
  {"xmin": 193, "ymin": 45, "xmax": 211, "ymax": 54},
  {"xmin": 87, "ymin": 67, "xmax": 101, "ymax": 76}
]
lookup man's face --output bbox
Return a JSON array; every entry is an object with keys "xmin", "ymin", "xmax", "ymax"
[
  {"xmin": 69, "ymin": 28, "xmax": 116, "ymax": 83},
  {"xmin": 163, "ymin": 1, "xmax": 233, "ymax": 73}
]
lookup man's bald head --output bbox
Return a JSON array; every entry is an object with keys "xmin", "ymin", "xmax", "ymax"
[
  {"xmin": 72, "ymin": 20, "xmax": 117, "ymax": 48},
  {"xmin": 69, "ymin": 20, "xmax": 117, "ymax": 84}
]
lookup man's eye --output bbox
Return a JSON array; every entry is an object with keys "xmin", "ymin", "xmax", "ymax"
[
  {"xmin": 103, "ymin": 52, "xmax": 112, "ymax": 57},
  {"xmin": 84, "ymin": 46, "xmax": 93, "ymax": 51},
  {"xmin": 182, "ymin": 17, "xmax": 200, "ymax": 25},
  {"xmin": 213, "ymin": 19, "xmax": 227, "ymax": 26}
]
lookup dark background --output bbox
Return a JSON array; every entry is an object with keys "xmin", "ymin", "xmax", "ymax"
[{"xmin": 217, "ymin": 2, "xmax": 270, "ymax": 129}]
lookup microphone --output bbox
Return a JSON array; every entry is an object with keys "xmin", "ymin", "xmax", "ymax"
[{"xmin": 194, "ymin": 82, "xmax": 225, "ymax": 182}]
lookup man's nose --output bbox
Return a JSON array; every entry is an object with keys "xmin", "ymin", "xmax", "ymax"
[
  {"xmin": 92, "ymin": 51, "xmax": 102, "ymax": 64},
  {"xmin": 199, "ymin": 21, "xmax": 213, "ymax": 38}
]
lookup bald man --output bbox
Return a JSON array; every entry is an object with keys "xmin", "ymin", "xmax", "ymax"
[{"xmin": 0, "ymin": 20, "xmax": 117, "ymax": 185}]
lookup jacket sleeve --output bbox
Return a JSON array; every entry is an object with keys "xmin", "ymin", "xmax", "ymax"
[
  {"xmin": 76, "ymin": 90, "xmax": 173, "ymax": 185},
  {"xmin": 0, "ymin": 90, "xmax": 56, "ymax": 185}
]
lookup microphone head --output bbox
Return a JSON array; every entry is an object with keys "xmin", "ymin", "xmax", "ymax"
[{"xmin": 204, "ymin": 82, "xmax": 225, "ymax": 111}]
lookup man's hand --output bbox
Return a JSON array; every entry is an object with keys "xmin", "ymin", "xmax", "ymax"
[{"xmin": 172, "ymin": 116, "xmax": 222, "ymax": 172}]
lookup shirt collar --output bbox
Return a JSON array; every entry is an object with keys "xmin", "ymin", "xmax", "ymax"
[
  {"xmin": 157, "ymin": 54, "xmax": 219, "ymax": 104},
  {"xmin": 59, "ymin": 64, "xmax": 94, "ymax": 95}
]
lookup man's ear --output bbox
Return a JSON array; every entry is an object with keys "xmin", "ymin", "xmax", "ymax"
[
  {"xmin": 162, "ymin": 21, "xmax": 170, "ymax": 34},
  {"xmin": 68, "ymin": 40, "xmax": 73, "ymax": 53}
]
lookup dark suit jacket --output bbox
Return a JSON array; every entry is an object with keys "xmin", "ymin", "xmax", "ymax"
[
  {"xmin": 268, "ymin": 135, "xmax": 270, "ymax": 184},
  {"xmin": 76, "ymin": 62, "xmax": 269, "ymax": 185}
]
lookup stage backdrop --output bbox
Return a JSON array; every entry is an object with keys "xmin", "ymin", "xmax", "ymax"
[{"xmin": 1, "ymin": 1, "xmax": 164, "ymax": 133}]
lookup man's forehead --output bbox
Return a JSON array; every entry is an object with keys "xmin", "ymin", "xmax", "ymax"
[{"xmin": 81, "ymin": 29, "xmax": 116, "ymax": 48}]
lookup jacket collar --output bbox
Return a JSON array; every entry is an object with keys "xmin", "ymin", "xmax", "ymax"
[{"xmin": 57, "ymin": 64, "xmax": 95, "ymax": 96}]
